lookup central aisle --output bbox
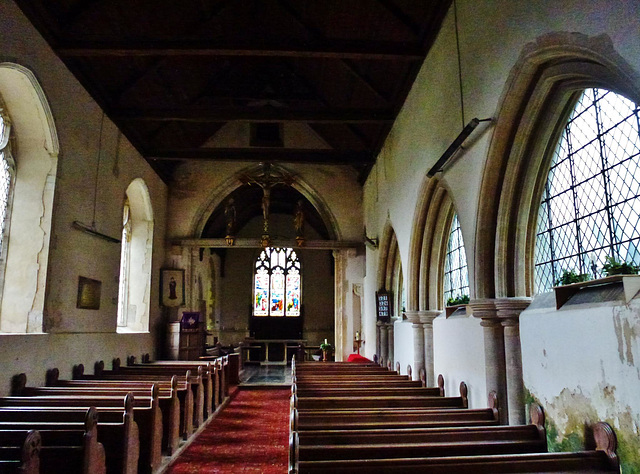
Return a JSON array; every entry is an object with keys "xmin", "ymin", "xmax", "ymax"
[{"xmin": 167, "ymin": 388, "xmax": 291, "ymax": 473}]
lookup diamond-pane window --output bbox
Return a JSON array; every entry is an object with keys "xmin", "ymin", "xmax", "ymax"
[
  {"xmin": 535, "ymin": 89, "xmax": 640, "ymax": 292},
  {"xmin": 444, "ymin": 214, "xmax": 469, "ymax": 304},
  {"xmin": 253, "ymin": 247, "xmax": 301, "ymax": 317}
]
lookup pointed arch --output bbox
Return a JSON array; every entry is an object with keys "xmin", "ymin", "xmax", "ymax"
[
  {"xmin": 0, "ymin": 62, "xmax": 58, "ymax": 333},
  {"xmin": 476, "ymin": 32, "xmax": 640, "ymax": 298},
  {"xmin": 407, "ymin": 176, "xmax": 456, "ymax": 311},
  {"xmin": 192, "ymin": 163, "xmax": 340, "ymax": 240},
  {"xmin": 117, "ymin": 178, "xmax": 154, "ymax": 332}
]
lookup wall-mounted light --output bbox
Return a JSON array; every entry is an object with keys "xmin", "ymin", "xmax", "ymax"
[
  {"xmin": 427, "ymin": 118, "xmax": 492, "ymax": 178},
  {"xmin": 225, "ymin": 235, "xmax": 235, "ymax": 246},
  {"xmin": 364, "ymin": 234, "xmax": 378, "ymax": 250}
]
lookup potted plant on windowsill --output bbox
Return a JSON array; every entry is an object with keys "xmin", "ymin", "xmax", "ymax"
[
  {"xmin": 553, "ymin": 261, "xmax": 640, "ymax": 309},
  {"xmin": 445, "ymin": 294, "xmax": 470, "ymax": 317},
  {"xmin": 319, "ymin": 340, "xmax": 333, "ymax": 362}
]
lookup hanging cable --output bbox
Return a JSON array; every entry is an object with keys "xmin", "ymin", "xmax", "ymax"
[{"xmin": 453, "ymin": 0, "xmax": 465, "ymax": 129}]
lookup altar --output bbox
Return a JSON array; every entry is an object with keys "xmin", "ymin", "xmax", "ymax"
[{"xmin": 241, "ymin": 339, "xmax": 306, "ymax": 365}]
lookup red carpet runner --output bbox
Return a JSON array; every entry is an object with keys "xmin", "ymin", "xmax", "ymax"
[{"xmin": 168, "ymin": 388, "xmax": 290, "ymax": 473}]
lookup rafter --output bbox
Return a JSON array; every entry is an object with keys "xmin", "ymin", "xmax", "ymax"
[
  {"xmin": 112, "ymin": 107, "xmax": 395, "ymax": 124},
  {"xmin": 55, "ymin": 40, "xmax": 424, "ymax": 60},
  {"xmin": 146, "ymin": 148, "xmax": 374, "ymax": 165}
]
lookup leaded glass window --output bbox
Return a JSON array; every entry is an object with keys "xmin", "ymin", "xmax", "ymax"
[
  {"xmin": 0, "ymin": 111, "xmax": 13, "ymax": 258},
  {"xmin": 535, "ymin": 89, "xmax": 640, "ymax": 292},
  {"xmin": 444, "ymin": 214, "xmax": 469, "ymax": 304},
  {"xmin": 253, "ymin": 247, "xmax": 301, "ymax": 317}
]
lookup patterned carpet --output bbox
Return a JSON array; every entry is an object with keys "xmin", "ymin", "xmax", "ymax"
[{"xmin": 167, "ymin": 388, "xmax": 290, "ymax": 473}]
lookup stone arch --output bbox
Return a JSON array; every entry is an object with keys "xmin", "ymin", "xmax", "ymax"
[
  {"xmin": 0, "ymin": 62, "xmax": 58, "ymax": 333},
  {"xmin": 476, "ymin": 32, "xmax": 640, "ymax": 298},
  {"xmin": 407, "ymin": 176, "xmax": 455, "ymax": 311},
  {"xmin": 118, "ymin": 177, "xmax": 154, "ymax": 332},
  {"xmin": 192, "ymin": 163, "xmax": 340, "ymax": 241}
]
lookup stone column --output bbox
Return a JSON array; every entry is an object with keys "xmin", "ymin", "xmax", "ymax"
[
  {"xmin": 420, "ymin": 310, "xmax": 441, "ymax": 387},
  {"xmin": 387, "ymin": 321, "xmax": 395, "ymax": 367},
  {"xmin": 378, "ymin": 320, "xmax": 389, "ymax": 365},
  {"xmin": 496, "ymin": 297, "xmax": 531, "ymax": 425},
  {"xmin": 471, "ymin": 299, "xmax": 508, "ymax": 425},
  {"xmin": 405, "ymin": 311, "xmax": 425, "ymax": 381}
]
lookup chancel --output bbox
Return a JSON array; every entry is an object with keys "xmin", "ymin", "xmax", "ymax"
[{"xmin": 0, "ymin": 0, "xmax": 638, "ymax": 472}]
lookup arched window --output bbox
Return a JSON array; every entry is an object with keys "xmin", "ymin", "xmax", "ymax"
[
  {"xmin": 253, "ymin": 247, "xmax": 301, "ymax": 317},
  {"xmin": 535, "ymin": 88, "xmax": 640, "ymax": 292},
  {"xmin": 0, "ymin": 111, "xmax": 14, "ymax": 267},
  {"xmin": 117, "ymin": 179, "xmax": 153, "ymax": 332},
  {"xmin": 443, "ymin": 214, "xmax": 469, "ymax": 305},
  {"xmin": 117, "ymin": 197, "xmax": 131, "ymax": 327}
]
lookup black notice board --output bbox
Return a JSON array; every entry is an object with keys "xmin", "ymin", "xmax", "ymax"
[{"xmin": 376, "ymin": 290, "xmax": 391, "ymax": 322}]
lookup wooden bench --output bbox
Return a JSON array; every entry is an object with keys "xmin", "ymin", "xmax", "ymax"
[
  {"xmin": 127, "ymin": 356, "xmax": 220, "ymax": 417},
  {"xmin": 0, "ymin": 429, "xmax": 40, "ymax": 474},
  {"xmin": 47, "ymin": 367, "xmax": 180, "ymax": 456},
  {"xmin": 74, "ymin": 361, "xmax": 195, "ymax": 441},
  {"xmin": 111, "ymin": 358, "xmax": 206, "ymax": 431},
  {"xmin": 0, "ymin": 407, "xmax": 106, "ymax": 474},
  {"xmin": 291, "ymin": 392, "xmax": 499, "ymax": 431},
  {"xmin": 290, "ymin": 421, "xmax": 620, "ymax": 473},
  {"xmin": 291, "ymin": 405, "xmax": 547, "ymax": 464},
  {"xmin": 0, "ymin": 390, "xmax": 151, "ymax": 474},
  {"xmin": 291, "ymin": 382, "xmax": 467, "ymax": 411}
]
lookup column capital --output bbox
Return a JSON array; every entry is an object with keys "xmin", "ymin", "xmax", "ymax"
[
  {"xmin": 404, "ymin": 311, "xmax": 423, "ymax": 324},
  {"xmin": 495, "ymin": 297, "xmax": 532, "ymax": 321},
  {"xmin": 469, "ymin": 298, "xmax": 499, "ymax": 320},
  {"xmin": 419, "ymin": 310, "xmax": 442, "ymax": 325}
]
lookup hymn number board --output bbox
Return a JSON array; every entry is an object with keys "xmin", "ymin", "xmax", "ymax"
[{"xmin": 376, "ymin": 290, "xmax": 391, "ymax": 322}]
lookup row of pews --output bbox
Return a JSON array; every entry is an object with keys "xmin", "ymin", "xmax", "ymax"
[
  {"xmin": 0, "ymin": 354, "xmax": 236, "ymax": 474},
  {"xmin": 289, "ymin": 360, "xmax": 621, "ymax": 473}
]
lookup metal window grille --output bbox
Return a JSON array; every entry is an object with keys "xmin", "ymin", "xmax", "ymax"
[
  {"xmin": 535, "ymin": 88, "xmax": 640, "ymax": 292},
  {"xmin": 444, "ymin": 214, "xmax": 469, "ymax": 303}
]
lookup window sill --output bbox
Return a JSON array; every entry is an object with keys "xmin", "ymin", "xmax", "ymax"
[
  {"xmin": 445, "ymin": 304, "xmax": 470, "ymax": 318},
  {"xmin": 553, "ymin": 274, "xmax": 640, "ymax": 309},
  {"xmin": 116, "ymin": 328, "xmax": 150, "ymax": 334}
]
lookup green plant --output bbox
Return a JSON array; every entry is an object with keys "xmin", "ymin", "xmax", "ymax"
[
  {"xmin": 446, "ymin": 294, "xmax": 470, "ymax": 306},
  {"xmin": 555, "ymin": 269, "xmax": 590, "ymax": 286},
  {"xmin": 319, "ymin": 342, "xmax": 333, "ymax": 351},
  {"xmin": 601, "ymin": 256, "xmax": 640, "ymax": 276}
]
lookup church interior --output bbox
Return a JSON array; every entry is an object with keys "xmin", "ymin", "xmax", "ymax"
[{"xmin": 1, "ymin": 0, "xmax": 639, "ymax": 471}]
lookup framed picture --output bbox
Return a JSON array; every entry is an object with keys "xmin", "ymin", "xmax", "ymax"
[
  {"xmin": 161, "ymin": 269, "xmax": 185, "ymax": 307},
  {"xmin": 77, "ymin": 276, "xmax": 102, "ymax": 310}
]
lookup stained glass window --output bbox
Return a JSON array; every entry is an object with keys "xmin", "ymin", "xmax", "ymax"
[
  {"xmin": 253, "ymin": 247, "xmax": 301, "ymax": 317},
  {"xmin": 444, "ymin": 214, "xmax": 470, "ymax": 304},
  {"xmin": 0, "ymin": 112, "xmax": 13, "ymax": 258},
  {"xmin": 535, "ymin": 89, "xmax": 640, "ymax": 292}
]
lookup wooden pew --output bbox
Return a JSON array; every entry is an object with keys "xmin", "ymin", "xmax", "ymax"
[
  {"xmin": 112, "ymin": 358, "xmax": 205, "ymax": 431},
  {"xmin": 0, "ymin": 408, "xmax": 106, "ymax": 474},
  {"xmin": 0, "ymin": 429, "xmax": 40, "ymax": 474},
  {"xmin": 0, "ymin": 391, "xmax": 152, "ymax": 474},
  {"xmin": 75, "ymin": 361, "xmax": 195, "ymax": 441},
  {"xmin": 290, "ymin": 422, "xmax": 620, "ymax": 473},
  {"xmin": 291, "ymin": 404, "xmax": 548, "ymax": 464},
  {"xmin": 291, "ymin": 382, "xmax": 468, "ymax": 411},
  {"xmin": 127, "ymin": 356, "xmax": 218, "ymax": 418},
  {"xmin": 47, "ymin": 367, "xmax": 180, "ymax": 455},
  {"xmin": 291, "ymin": 392, "xmax": 499, "ymax": 431}
]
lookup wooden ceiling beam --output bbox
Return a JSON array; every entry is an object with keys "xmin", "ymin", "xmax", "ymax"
[
  {"xmin": 146, "ymin": 148, "xmax": 374, "ymax": 164},
  {"xmin": 112, "ymin": 107, "xmax": 395, "ymax": 123},
  {"xmin": 55, "ymin": 40, "xmax": 424, "ymax": 60}
]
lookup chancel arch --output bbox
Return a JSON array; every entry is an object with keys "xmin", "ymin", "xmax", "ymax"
[{"xmin": 0, "ymin": 63, "xmax": 58, "ymax": 333}]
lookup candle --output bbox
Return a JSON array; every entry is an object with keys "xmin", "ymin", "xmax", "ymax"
[{"xmin": 324, "ymin": 338, "xmax": 327, "ymax": 344}]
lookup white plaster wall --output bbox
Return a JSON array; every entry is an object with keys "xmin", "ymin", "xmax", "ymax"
[
  {"xmin": 393, "ymin": 319, "xmax": 413, "ymax": 376},
  {"xmin": 433, "ymin": 313, "xmax": 487, "ymax": 409},
  {"xmin": 521, "ymin": 296, "xmax": 640, "ymax": 457},
  {"xmin": 0, "ymin": 1, "xmax": 168, "ymax": 395}
]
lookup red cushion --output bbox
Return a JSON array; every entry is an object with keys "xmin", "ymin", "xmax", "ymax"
[{"xmin": 347, "ymin": 354, "xmax": 372, "ymax": 363}]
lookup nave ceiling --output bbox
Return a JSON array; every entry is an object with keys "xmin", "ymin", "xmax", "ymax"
[{"xmin": 15, "ymin": 0, "xmax": 452, "ymax": 184}]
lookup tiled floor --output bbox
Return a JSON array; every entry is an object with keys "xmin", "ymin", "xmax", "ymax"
[{"xmin": 239, "ymin": 364, "xmax": 293, "ymax": 386}]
